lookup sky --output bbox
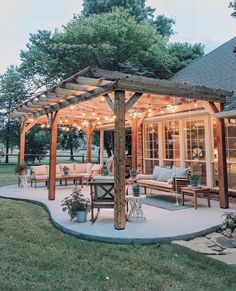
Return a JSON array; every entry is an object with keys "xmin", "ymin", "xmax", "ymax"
[{"xmin": 0, "ymin": 0, "xmax": 235, "ymax": 74}]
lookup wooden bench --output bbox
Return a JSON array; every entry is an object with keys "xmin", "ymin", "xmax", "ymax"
[{"xmin": 137, "ymin": 177, "xmax": 189, "ymax": 194}]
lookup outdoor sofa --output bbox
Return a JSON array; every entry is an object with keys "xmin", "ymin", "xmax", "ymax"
[
  {"xmin": 137, "ymin": 166, "xmax": 189, "ymax": 194},
  {"xmin": 31, "ymin": 163, "xmax": 103, "ymax": 188}
]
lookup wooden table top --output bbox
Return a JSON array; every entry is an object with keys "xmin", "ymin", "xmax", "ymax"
[{"xmin": 181, "ymin": 186, "xmax": 210, "ymax": 193}]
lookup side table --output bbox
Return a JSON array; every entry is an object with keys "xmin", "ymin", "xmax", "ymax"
[
  {"xmin": 127, "ymin": 195, "xmax": 145, "ymax": 222},
  {"xmin": 19, "ymin": 175, "xmax": 28, "ymax": 188},
  {"xmin": 181, "ymin": 187, "xmax": 211, "ymax": 210}
]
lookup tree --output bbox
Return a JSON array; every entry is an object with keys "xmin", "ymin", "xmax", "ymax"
[
  {"xmin": 0, "ymin": 66, "xmax": 27, "ymax": 163},
  {"xmin": 82, "ymin": 0, "xmax": 155, "ymax": 21},
  {"xmin": 168, "ymin": 42, "xmax": 205, "ymax": 74},
  {"xmin": 82, "ymin": 0, "xmax": 175, "ymax": 37},
  {"xmin": 20, "ymin": 9, "xmax": 174, "ymax": 80},
  {"xmin": 58, "ymin": 128, "xmax": 84, "ymax": 160},
  {"xmin": 229, "ymin": 1, "xmax": 236, "ymax": 18},
  {"xmin": 25, "ymin": 127, "xmax": 49, "ymax": 163}
]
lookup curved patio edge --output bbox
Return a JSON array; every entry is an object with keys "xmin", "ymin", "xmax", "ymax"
[{"xmin": 0, "ymin": 194, "xmax": 220, "ymax": 245}]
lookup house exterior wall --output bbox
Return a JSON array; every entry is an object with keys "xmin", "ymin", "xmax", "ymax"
[{"xmin": 138, "ymin": 110, "xmax": 236, "ymax": 190}]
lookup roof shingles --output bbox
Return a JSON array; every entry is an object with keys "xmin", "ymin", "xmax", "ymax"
[{"xmin": 171, "ymin": 37, "xmax": 236, "ymax": 111}]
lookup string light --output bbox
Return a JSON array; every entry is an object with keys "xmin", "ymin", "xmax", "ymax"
[
  {"xmin": 40, "ymin": 124, "xmax": 45, "ymax": 129},
  {"xmin": 101, "ymin": 96, "xmax": 105, "ymax": 101},
  {"xmin": 92, "ymin": 109, "xmax": 96, "ymax": 116},
  {"xmin": 70, "ymin": 105, "xmax": 74, "ymax": 109},
  {"xmin": 82, "ymin": 110, "xmax": 85, "ymax": 117}
]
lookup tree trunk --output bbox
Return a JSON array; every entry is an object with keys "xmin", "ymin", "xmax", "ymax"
[
  {"xmin": 70, "ymin": 145, "xmax": 74, "ymax": 161},
  {"xmin": 104, "ymin": 132, "xmax": 112, "ymax": 157},
  {"xmin": 5, "ymin": 119, "xmax": 10, "ymax": 163}
]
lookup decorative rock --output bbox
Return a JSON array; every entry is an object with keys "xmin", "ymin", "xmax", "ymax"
[
  {"xmin": 215, "ymin": 237, "xmax": 236, "ymax": 248},
  {"xmin": 223, "ymin": 228, "xmax": 232, "ymax": 238},
  {"xmin": 232, "ymin": 229, "xmax": 236, "ymax": 239},
  {"xmin": 206, "ymin": 232, "xmax": 224, "ymax": 241}
]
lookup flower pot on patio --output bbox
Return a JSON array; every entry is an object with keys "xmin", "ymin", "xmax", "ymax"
[
  {"xmin": 130, "ymin": 168, "xmax": 137, "ymax": 179},
  {"xmin": 132, "ymin": 184, "xmax": 140, "ymax": 197},
  {"xmin": 76, "ymin": 210, "xmax": 88, "ymax": 223},
  {"xmin": 62, "ymin": 166, "xmax": 69, "ymax": 176},
  {"xmin": 61, "ymin": 188, "xmax": 90, "ymax": 222},
  {"xmin": 189, "ymin": 175, "xmax": 201, "ymax": 188}
]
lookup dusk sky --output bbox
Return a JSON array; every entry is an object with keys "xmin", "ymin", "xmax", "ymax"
[{"xmin": 0, "ymin": 0, "xmax": 235, "ymax": 74}]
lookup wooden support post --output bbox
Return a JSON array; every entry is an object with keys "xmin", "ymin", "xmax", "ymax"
[
  {"xmin": 131, "ymin": 118, "xmax": 138, "ymax": 169},
  {"xmin": 114, "ymin": 90, "xmax": 126, "ymax": 230},
  {"xmin": 100, "ymin": 129, "xmax": 104, "ymax": 165},
  {"xmin": 48, "ymin": 111, "xmax": 58, "ymax": 200},
  {"xmin": 86, "ymin": 121, "xmax": 93, "ymax": 163},
  {"xmin": 19, "ymin": 122, "xmax": 26, "ymax": 164},
  {"xmin": 216, "ymin": 104, "xmax": 229, "ymax": 208},
  {"xmin": 19, "ymin": 120, "xmax": 36, "ymax": 164}
]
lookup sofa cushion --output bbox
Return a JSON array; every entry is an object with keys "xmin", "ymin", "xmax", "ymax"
[
  {"xmin": 92, "ymin": 176, "xmax": 114, "ymax": 183},
  {"xmin": 158, "ymin": 167, "xmax": 173, "ymax": 182},
  {"xmin": 74, "ymin": 163, "xmax": 86, "ymax": 173},
  {"xmin": 92, "ymin": 164, "xmax": 103, "ymax": 174},
  {"xmin": 138, "ymin": 179, "xmax": 172, "ymax": 189},
  {"xmin": 152, "ymin": 166, "xmax": 162, "ymax": 180},
  {"xmin": 86, "ymin": 163, "xmax": 93, "ymax": 173},
  {"xmin": 60, "ymin": 163, "xmax": 74, "ymax": 174},
  {"xmin": 172, "ymin": 166, "xmax": 189, "ymax": 178},
  {"xmin": 31, "ymin": 165, "xmax": 48, "ymax": 176},
  {"xmin": 56, "ymin": 165, "xmax": 61, "ymax": 175}
]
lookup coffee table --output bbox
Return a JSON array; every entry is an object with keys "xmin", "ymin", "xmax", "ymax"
[
  {"xmin": 47, "ymin": 175, "xmax": 83, "ymax": 188},
  {"xmin": 181, "ymin": 186, "xmax": 211, "ymax": 210}
]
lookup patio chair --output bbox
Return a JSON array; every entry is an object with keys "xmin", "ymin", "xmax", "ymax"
[{"xmin": 90, "ymin": 176, "xmax": 115, "ymax": 223}]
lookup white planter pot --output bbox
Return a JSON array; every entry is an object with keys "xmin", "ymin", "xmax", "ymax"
[{"xmin": 76, "ymin": 210, "xmax": 88, "ymax": 223}]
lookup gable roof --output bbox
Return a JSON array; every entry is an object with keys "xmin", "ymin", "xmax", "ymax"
[{"xmin": 171, "ymin": 37, "xmax": 236, "ymax": 115}]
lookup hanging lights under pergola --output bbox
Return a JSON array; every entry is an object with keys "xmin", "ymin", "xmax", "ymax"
[{"xmin": 6, "ymin": 66, "xmax": 233, "ymax": 230}]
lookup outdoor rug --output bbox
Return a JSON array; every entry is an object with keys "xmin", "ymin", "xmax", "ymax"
[{"xmin": 143, "ymin": 195, "xmax": 192, "ymax": 211}]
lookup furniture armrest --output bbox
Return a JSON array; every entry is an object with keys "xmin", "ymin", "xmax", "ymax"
[{"xmin": 136, "ymin": 174, "xmax": 153, "ymax": 180}]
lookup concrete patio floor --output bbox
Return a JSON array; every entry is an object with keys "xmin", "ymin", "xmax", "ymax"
[{"xmin": 0, "ymin": 183, "xmax": 236, "ymax": 244}]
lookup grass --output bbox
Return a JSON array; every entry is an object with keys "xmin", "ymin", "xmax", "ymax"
[
  {"xmin": 0, "ymin": 165, "xmax": 236, "ymax": 290},
  {"xmin": 0, "ymin": 164, "xmax": 18, "ymax": 186},
  {"xmin": 0, "ymin": 199, "xmax": 235, "ymax": 290}
]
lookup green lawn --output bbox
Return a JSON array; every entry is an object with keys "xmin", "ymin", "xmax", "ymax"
[
  {"xmin": 0, "ymin": 199, "xmax": 235, "ymax": 290},
  {"xmin": 0, "ymin": 164, "xmax": 18, "ymax": 186},
  {"xmin": 0, "ymin": 166, "xmax": 236, "ymax": 290}
]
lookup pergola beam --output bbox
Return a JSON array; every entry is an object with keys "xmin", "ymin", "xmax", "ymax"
[
  {"xmin": 104, "ymin": 94, "xmax": 114, "ymax": 112},
  {"xmin": 125, "ymin": 92, "xmax": 143, "ymax": 112},
  {"xmin": 91, "ymin": 68, "xmax": 232, "ymax": 103}
]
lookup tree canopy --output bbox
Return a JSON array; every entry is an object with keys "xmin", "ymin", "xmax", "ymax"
[
  {"xmin": 20, "ymin": 8, "xmax": 204, "ymax": 87},
  {"xmin": 81, "ymin": 0, "xmax": 175, "ymax": 37},
  {"xmin": 229, "ymin": 1, "xmax": 236, "ymax": 18}
]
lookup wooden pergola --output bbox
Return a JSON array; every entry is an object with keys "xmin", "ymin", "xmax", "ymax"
[{"xmin": 6, "ymin": 67, "xmax": 233, "ymax": 230}]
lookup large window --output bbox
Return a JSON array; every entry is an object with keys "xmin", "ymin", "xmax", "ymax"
[
  {"xmin": 213, "ymin": 119, "xmax": 236, "ymax": 189},
  {"xmin": 185, "ymin": 119, "xmax": 207, "ymax": 184},
  {"xmin": 144, "ymin": 124, "xmax": 159, "ymax": 173},
  {"xmin": 163, "ymin": 121, "xmax": 180, "ymax": 167}
]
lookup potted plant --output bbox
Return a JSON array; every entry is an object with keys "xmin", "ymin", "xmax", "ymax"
[
  {"xmin": 62, "ymin": 166, "xmax": 69, "ymax": 175},
  {"xmin": 61, "ymin": 188, "xmax": 90, "ymax": 222},
  {"xmin": 132, "ymin": 183, "xmax": 140, "ymax": 197},
  {"xmin": 130, "ymin": 168, "xmax": 137, "ymax": 179},
  {"xmin": 15, "ymin": 163, "xmax": 28, "ymax": 176},
  {"xmin": 189, "ymin": 174, "xmax": 201, "ymax": 188}
]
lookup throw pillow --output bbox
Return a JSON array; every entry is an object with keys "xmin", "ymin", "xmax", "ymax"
[
  {"xmin": 152, "ymin": 166, "xmax": 162, "ymax": 180},
  {"xmin": 172, "ymin": 166, "xmax": 189, "ymax": 178},
  {"xmin": 158, "ymin": 167, "xmax": 173, "ymax": 182}
]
